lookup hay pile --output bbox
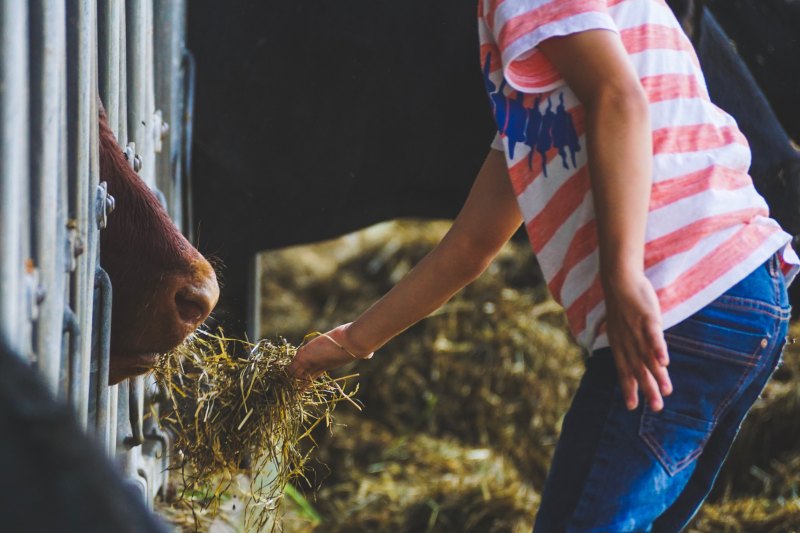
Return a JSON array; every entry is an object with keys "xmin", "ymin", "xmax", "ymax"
[
  {"xmin": 153, "ymin": 330, "xmax": 358, "ymax": 530},
  {"xmin": 311, "ymin": 414, "xmax": 538, "ymax": 533}
]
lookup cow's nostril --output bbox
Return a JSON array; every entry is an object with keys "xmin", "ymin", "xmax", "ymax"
[{"xmin": 175, "ymin": 289, "xmax": 212, "ymax": 326}]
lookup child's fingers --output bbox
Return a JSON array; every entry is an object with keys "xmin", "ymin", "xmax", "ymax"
[
  {"xmin": 641, "ymin": 326, "xmax": 672, "ymax": 397},
  {"xmin": 639, "ymin": 347, "xmax": 672, "ymax": 398},
  {"xmin": 630, "ymin": 355, "xmax": 663, "ymax": 412},
  {"xmin": 612, "ymin": 349, "xmax": 639, "ymax": 410}
]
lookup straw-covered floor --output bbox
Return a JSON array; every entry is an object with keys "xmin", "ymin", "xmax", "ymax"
[{"xmin": 159, "ymin": 220, "xmax": 800, "ymax": 532}]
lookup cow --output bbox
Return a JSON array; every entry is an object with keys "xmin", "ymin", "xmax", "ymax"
[
  {"xmin": 98, "ymin": 109, "xmax": 219, "ymax": 384},
  {"xmin": 187, "ymin": 0, "xmax": 800, "ymax": 333}
]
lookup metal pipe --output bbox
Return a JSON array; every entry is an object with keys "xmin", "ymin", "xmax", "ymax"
[
  {"xmin": 154, "ymin": 0, "xmax": 184, "ymax": 227},
  {"xmin": 107, "ymin": 383, "xmax": 118, "ymax": 456},
  {"xmin": 66, "ymin": 0, "xmax": 98, "ymax": 428},
  {"xmin": 93, "ymin": 266, "xmax": 112, "ymax": 448},
  {"xmin": 142, "ymin": 0, "xmax": 156, "ymax": 188},
  {"xmin": 117, "ymin": 0, "xmax": 127, "ymax": 146},
  {"xmin": 98, "ymin": 0, "xmax": 120, "ymax": 135},
  {"xmin": 63, "ymin": 306, "xmax": 81, "ymax": 411},
  {"xmin": 0, "ymin": 0, "xmax": 31, "ymax": 357},
  {"xmin": 127, "ymin": 375, "xmax": 145, "ymax": 447},
  {"xmin": 181, "ymin": 48, "xmax": 196, "ymax": 244},
  {"xmin": 30, "ymin": 0, "xmax": 68, "ymax": 394},
  {"xmin": 56, "ymin": 0, "xmax": 70, "ymax": 403},
  {"xmin": 126, "ymin": 0, "xmax": 147, "ymax": 184}
]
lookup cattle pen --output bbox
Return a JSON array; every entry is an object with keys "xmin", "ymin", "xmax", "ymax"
[{"xmin": 0, "ymin": 0, "xmax": 195, "ymax": 517}]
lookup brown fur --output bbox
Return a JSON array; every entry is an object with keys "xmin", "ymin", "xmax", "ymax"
[{"xmin": 98, "ymin": 107, "xmax": 218, "ymax": 384}]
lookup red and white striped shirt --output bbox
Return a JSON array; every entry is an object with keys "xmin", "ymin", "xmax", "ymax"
[{"xmin": 478, "ymin": 0, "xmax": 799, "ymax": 351}]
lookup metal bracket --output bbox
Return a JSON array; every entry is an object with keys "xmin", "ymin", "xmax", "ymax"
[
  {"xmin": 95, "ymin": 182, "xmax": 116, "ymax": 230},
  {"xmin": 123, "ymin": 142, "xmax": 142, "ymax": 173}
]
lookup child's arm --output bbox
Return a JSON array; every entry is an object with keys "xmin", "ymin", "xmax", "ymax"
[
  {"xmin": 287, "ymin": 149, "xmax": 522, "ymax": 380},
  {"xmin": 538, "ymin": 30, "xmax": 672, "ymax": 411}
]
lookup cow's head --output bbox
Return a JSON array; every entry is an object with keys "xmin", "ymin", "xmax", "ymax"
[{"xmin": 98, "ymin": 110, "xmax": 219, "ymax": 384}]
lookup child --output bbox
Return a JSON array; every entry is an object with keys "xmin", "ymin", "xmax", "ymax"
[{"xmin": 288, "ymin": 0, "xmax": 798, "ymax": 529}]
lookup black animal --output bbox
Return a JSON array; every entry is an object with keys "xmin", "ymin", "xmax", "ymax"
[
  {"xmin": 0, "ymin": 340, "xmax": 168, "ymax": 532},
  {"xmin": 188, "ymin": 1, "xmax": 800, "ymax": 331}
]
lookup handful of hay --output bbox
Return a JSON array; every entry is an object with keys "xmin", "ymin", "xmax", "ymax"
[{"xmin": 153, "ymin": 329, "xmax": 358, "ymax": 529}]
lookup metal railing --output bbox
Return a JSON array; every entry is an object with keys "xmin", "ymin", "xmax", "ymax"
[{"xmin": 0, "ymin": 0, "xmax": 193, "ymax": 510}]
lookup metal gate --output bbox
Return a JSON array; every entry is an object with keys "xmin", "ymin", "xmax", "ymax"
[{"xmin": 0, "ymin": 0, "xmax": 193, "ymax": 509}]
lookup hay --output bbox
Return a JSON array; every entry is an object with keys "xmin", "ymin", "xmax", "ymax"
[
  {"xmin": 689, "ymin": 498, "xmax": 800, "ymax": 533},
  {"xmin": 153, "ymin": 330, "xmax": 358, "ymax": 530},
  {"xmin": 308, "ymin": 413, "xmax": 538, "ymax": 532}
]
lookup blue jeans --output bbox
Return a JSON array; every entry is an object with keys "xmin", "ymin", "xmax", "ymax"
[{"xmin": 534, "ymin": 254, "xmax": 792, "ymax": 532}]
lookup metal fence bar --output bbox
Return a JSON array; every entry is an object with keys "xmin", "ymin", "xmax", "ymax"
[
  {"xmin": 181, "ymin": 48, "xmax": 196, "ymax": 243},
  {"xmin": 2, "ymin": 0, "xmax": 192, "ymax": 503},
  {"xmin": 93, "ymin": 266, "xmax": 112, "ymax": 449},
  {"xmin": 117, "ymin": 1, "xmax": 127, "ymax": 146},
  {"xmin": 98, "ymin": 0, "xmax": 120, "ymax": 133},
  {"xmin": 96, "ymin": 5, "xmax": 122, "ymax": 452},
  {"xmin": 0, "ymin": 1, "xmax": 31, "ymax": 357},
  {"xmin": 30, "ymin": 0, "xmax": 68, "ymax": 394},
  {"xmin": 107, "ymin": 382, "xmax": 118, "ymax": 456},
  {"xmin": 153, "ymin": 0, "xmax": 184, "ymax": 229},
  {"xmin": 142, "ymin": 0, "xmax": 156, "ymax": 188},
  {"xmin": 66, "ymin": 0, "xmax": 99, "ymax": 429},
  {"xmin": 128, "ymin": 375, "xmax": 145, "ymax": 447},
  {"xmin": 64, "ymin": 306, "xmax": 82, "ymax": 409},
  {"xmin": 125, "ymin": 0, "xmax": 148, "ymax": 186}
]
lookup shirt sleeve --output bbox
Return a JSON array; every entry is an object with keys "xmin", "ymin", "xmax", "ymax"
[
  {"xmin": 490, "ymin": 131, "xmax": 505, "ymax": 151},
  {"xmin": 486, "ymin": 0, "xmax": 618, "ymax": 93}
]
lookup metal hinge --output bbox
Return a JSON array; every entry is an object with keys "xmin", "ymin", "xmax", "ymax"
[
  {"xmin": 124, "ymin": 142, "xmax": 142, "ymax": 173},
  {"xmin": 96, "ymin": 182, "xmax": 116, "ymax": 230}
]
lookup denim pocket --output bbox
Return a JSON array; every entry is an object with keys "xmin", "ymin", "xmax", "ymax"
[
  {"xmin": 639, "ymin": 407, "xmax": 714, "ymax": 476},
  {"xmin": 663, "ymin": 313, "xmax": 769, "ymax": 368}
]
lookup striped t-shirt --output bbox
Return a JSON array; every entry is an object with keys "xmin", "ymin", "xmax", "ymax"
[{"xmin": 478, "ymin": 0, "xmax": 799, "ymax": 351}]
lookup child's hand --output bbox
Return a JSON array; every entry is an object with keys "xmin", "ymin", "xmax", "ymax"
[
  {"xmin": 287, "ymin": 323, "xmax": 373, "ymax": 383},
  {"xmin": 603, "ymin": 272, "xmax": 672, "ymax": 412}
]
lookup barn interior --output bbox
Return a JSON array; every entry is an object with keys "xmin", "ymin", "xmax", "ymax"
[
  {"xmin": 158, "ymin": 220, "xmax": 800, "ymax": 532},
  {"xmin": 2, "ymin": 0, "xmax": 799, "ymax": 531}
]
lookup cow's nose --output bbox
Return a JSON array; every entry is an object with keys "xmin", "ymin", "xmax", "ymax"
[{"xmin": 174, "ymin": 268, "xmax": 219, "ymax": 328}]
